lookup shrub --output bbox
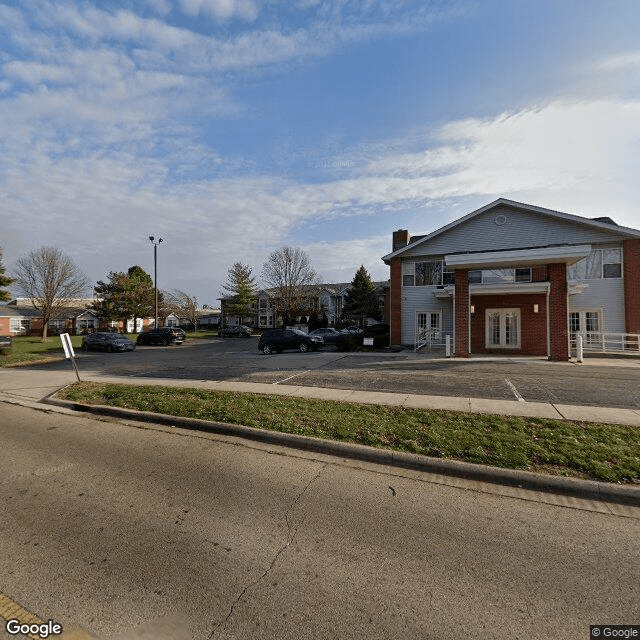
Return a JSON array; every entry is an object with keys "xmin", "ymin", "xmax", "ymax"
[{"xmin": 336, "ymin": 334, "xmax": 360, "ymax": 352}]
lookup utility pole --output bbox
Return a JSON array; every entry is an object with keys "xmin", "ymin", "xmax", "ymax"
[{"xmin": 149, "ymin": 236, "xmax": 163, "ymax": 328}]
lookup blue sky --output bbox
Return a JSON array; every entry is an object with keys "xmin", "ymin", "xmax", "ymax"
[{"xmin": 1, "ymin": 0, "xmax": 639, "ymax": 306}]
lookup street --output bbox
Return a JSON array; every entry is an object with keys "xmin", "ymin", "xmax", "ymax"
[
  {"xmin": 1, "ymin": 402, "xmax": 638, "ymax": 640},
  {"xmin": 34, "ymin": 336, "xmax": 640, "ymax": 409}
]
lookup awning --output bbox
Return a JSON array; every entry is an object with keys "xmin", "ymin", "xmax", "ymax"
[{"xmin": 444, "ymin": 245, "xmax": 591, "ymax": 269}]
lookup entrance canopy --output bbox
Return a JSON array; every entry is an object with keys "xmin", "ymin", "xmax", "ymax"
[{"xmin": 444, "ymin": 245, "xmax": 591, "ymax": 269}]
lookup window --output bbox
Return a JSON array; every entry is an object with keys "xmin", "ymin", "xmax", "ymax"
[
  {"xmin": 10, "ymin": 318, "xmax": 30, "ymax": 334},
  {"xmin": 568, "ymin": 248, "xmax": 622, "ymax": 280},
  {"xmin": 417, "ymin": 311, "xmax": 442, "ymax": 342},
  {"xmin": 515, "ymin": 268, "xmax": 532, "ymax": 282},
  {"xmin": 568, "ymin": 309, "xmax": 602, "ymax": 345},
  {"xmin": 469, "ymin": 268, "xmax": 532, "ymax": 284},
  {"xmin": 403, "ymin": 260, "xmax": 444, "ymax": 286},
  {"xmin": 485, "ymin": 309, "xmax": 520, "ymax": 349}
]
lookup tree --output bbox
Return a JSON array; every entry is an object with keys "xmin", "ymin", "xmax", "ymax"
[
  {"xmin": 124, "ymin": 266, "xmax": 155, "ymax": 331},
  {"xmin": 261, "ymin": 247, "xmax": 319, "ymax": 326},
  {"xmin": 221, "ymin": 263, "xmax": 256, "ymax": 326},
  {"xmin": 92, "ymin": 271, "xmax": 129, "ymax": 327},
  {"xmin": 91, "ymin": 266, "xmax": 155, "ymax": 332},
  {"xmin": 164, "ymin": 289, "xmax": 200, "ymax": 329},
  {"xmin": 0, "ymin": 249, "xmax": 13, "ymax": 302},
  {"xmin": 343, "ymin": 265, "xmax": 380, "ymax": 328},
  {"xmin": 12, "ymin": 246, "xmax": 89, "ymax": 341}
]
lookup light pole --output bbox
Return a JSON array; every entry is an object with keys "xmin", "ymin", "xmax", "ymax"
[{"xmin": 149, "ymin": 236, "xmax": 163, "ymax": 329}]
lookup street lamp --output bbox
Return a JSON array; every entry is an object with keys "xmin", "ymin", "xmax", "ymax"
[{"xmin": 149, "ymin": 236, "xmax": 163, "ymax": 329}]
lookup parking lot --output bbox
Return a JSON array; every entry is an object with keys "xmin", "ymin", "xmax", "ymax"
[{"xmin": 44, "ymin": 335, "xmax": 640, "ymax": 410}]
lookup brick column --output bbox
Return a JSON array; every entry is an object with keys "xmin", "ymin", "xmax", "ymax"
[
  {"xmin": 623, "ymin": 239, "xmax": 640, "ymax": 333},
  {"xmin": 390, "ymin": 257, "xmax": 402, "ymax": 346},
  {"xmin": 454, "ymin": 269, "xmax": 469, "ymax": 357},
  {"xmin": 548, "ymin": 263, "xmax": 569, "ymax": 361}
]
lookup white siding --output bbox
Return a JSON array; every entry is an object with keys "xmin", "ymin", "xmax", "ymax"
[
  {"xmin": 569, "ymin": 279, "xmax": 626, "ymax": 332},
  {"xmin": 402, "ymin": 205, "xmax": 626, "ymax": 258},
  {"xmin": 401, "ymin": 288, "xmax": 453, "ymax": 345}
]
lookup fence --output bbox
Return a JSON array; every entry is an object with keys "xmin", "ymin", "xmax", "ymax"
[
  {"xmin": 570, "ymin": 332, "xmax": 640, "ymax": 355},
  {"xmin": 415, "ymin": 330, "xmax": 450, "ymax": 351}
]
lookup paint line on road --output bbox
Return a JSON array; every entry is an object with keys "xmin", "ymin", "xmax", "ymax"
[
  {"xmin": 0, "ymin": 592, "xmax": 94, "ymax": 639},
  {"xmin": 505, "ymin": 378, "xmax": 525, "ymax": 402},
  {"xmin": 273, "ymin": 370, "xmax": 310, "ymax": 385}
]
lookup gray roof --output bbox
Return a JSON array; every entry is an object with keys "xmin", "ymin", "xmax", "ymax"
[{"xmin": 382, "ymin": 198, "xmax": 640, "ymax": 262}]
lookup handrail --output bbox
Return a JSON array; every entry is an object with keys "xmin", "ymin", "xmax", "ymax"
[{"xmin": 570, "ymin": 331, "xmax": 640, "ymax": 354}]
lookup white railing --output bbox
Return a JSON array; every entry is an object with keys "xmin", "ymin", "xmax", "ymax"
[
  {"xmin": 570, "ymin": 332, "xmax": 640, "ymax": 354},
  {"xmin": 415, "ymin": 330, "xmax": 448, "ymax": 351}
]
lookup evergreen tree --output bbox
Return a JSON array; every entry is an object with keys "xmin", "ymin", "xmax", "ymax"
[
  {"xmin": 0, "ymin": 249, "xmax": 13, "ymax": 302},
  {"xmin": 221, "ymin": 263, "xmax": 256, "ymax": 326},
  {"xmin": 92, "ymin": 266, "xmax": 155, "ymax": 332},
  {"xmin": 343, "ymin": 265, "xmax": 380, "ymax": 328},
  {"xmin": 125, "ymin": 265, "xmax": 155, "ymax": 331}
]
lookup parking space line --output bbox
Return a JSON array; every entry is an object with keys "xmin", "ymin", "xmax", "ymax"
[
  {"xmin": 273, "ymin": 370, "xmax": 310, "ymax": 385},
  {"xmin": 505, "ymin": 378, "xmax": 525, "ymax": 402}
]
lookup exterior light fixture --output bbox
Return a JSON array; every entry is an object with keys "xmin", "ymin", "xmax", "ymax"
[{"xmin": 534, "ymin": 304, "xmax": 539, "ymax": 313}]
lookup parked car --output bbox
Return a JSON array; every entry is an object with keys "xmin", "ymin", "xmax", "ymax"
[
  {"xmin": 136, "ymin": 327, "xmax": 185, "ymax": 346},
  {"xmin": 81, "ymin": 332, "xmax": 136, "ymax": 352},
  {"xmin": 219, "ymin": 325, "xmax": 252, "ymax": 338},
  {"xmin": 0, "ymin": 335, "xmax": 12, "ymax": 349},
  {"xmin": 341, "ymin": 325, "xmax": 363, "ymax": 334},
  {"xmin": 309, "ymin": 327, "xmax": 342, "ymax": 345},
  {"xmin": 258, "ymin": 328, "xmax": 323, "ymax": 354}
]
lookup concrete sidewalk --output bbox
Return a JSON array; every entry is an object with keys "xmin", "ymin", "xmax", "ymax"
[
  {"xmin": 1, "ymin": 367, "xmax": 639, "ymax": 507},
  {"xmin": 3, "ymin": 367, "xmax": 639, "ymax": 426}
]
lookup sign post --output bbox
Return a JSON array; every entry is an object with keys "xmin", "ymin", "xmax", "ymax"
[{"xmin": 60, "ymin": 333, "xmax": 81, "ymax": 382}]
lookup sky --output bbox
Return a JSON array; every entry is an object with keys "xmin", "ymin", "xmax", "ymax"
[{"xmin": 1, "ymin": 0, "xmax": 639, "ymax": 307}]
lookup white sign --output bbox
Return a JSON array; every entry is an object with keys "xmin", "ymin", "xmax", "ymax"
[
  {"xmin": 363, "ymin": 337, "xmax": 374, "ymax": 347},
  {"xmin": 60, "ymin": 333, "xmax": 75, "ymax": 359}
]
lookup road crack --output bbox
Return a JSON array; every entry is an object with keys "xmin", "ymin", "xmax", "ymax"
[{"xmin": 207, "ymin": 463, "xmax": 326, "ymax": 639}]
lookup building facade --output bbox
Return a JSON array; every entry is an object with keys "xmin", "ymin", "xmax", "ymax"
[{"xmin": 382, "ymin": 199, "xmax": 640, "ymax": 360}]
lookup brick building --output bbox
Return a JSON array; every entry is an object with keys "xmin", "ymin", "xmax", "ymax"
[{"xmin": 382, "ymin": 199, "xmax": 640, "ymax": 360}]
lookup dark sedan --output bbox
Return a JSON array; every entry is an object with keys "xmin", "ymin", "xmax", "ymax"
[
  {"xmin": 219, "ymin": 325, "xmax": 252, "ymax": 338},
  {"xmin": 81, "ymin": 332, "xmax": 136, "ymax": 353},
  {"xmin": 309, "ymin": 327, "xmax": 342, "ymax": 345},
  {"xmin": 258, "ymin": 328, "xmax": 323, "ymax": 354}
]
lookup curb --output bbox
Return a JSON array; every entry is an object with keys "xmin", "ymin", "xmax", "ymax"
[{"xmin": 43, "ymin": 396, "xmax": 640, "ymax": 507}]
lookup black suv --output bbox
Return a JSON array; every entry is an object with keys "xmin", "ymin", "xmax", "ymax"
[
  {"xmin": 136, "ymin": 327, "xmax": 185, "ymax": 346},
  {"xmin": 258, "ymin": 328, "xmax": 323, "ymax": 354}
]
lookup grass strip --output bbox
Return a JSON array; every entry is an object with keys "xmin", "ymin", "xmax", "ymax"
[{"xmin": 56, "ymin": 382, "xmax": 640, "ymax": 484}]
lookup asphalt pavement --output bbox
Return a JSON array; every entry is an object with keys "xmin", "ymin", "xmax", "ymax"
[{"xmin": 0, "ymin": 348, "xmax": 639, "ymax": 507}]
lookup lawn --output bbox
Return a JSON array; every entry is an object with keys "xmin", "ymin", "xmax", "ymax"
[
  {"xmin": 0, "ymin": 331, "xmax": 219, "ymax": 366},
  {"xmin": 0, "ymin": 334, "xmax": 136, "ymax": 366},
  {"xmin": 56, "ymin": 382, "xmax": 640, "ymax": 484}
]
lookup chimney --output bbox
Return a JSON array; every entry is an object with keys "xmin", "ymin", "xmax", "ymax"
[{"xmin": 392, "ymin": 229, "xmax": 410, "ymax": 252}]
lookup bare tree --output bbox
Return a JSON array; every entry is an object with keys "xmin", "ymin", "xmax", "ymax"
[
  {"xmin": 12, "ymin": 247, "xmax": 89, "ymax": 340},
  {"xmin": 163, "ymin": 289, "xmax": 200, "ymax": 329},
  {"xmin": 261, "ymin": 247, "xmax": 319, "ymax": 326}
]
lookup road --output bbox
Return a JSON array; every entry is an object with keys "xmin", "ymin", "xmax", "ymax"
[
  {"xmin": 35, "ymin": 336, "xmax": 640, "ymax": 408},
  {"xmin": 1, "ymin": 403, "xmax": 638, "ymax": 640}
]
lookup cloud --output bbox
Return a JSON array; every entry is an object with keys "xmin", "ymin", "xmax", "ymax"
[
  {"xmin": 178, "ymin": 0, "xmax": 260, "ymax": 21},
  {"xmin": 595, "ymin": 51, "xmax": 640, "ymax": 72},
  {"xmin": 350, "ymin": 99, "xmax": 640, "ymax": 219}
]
